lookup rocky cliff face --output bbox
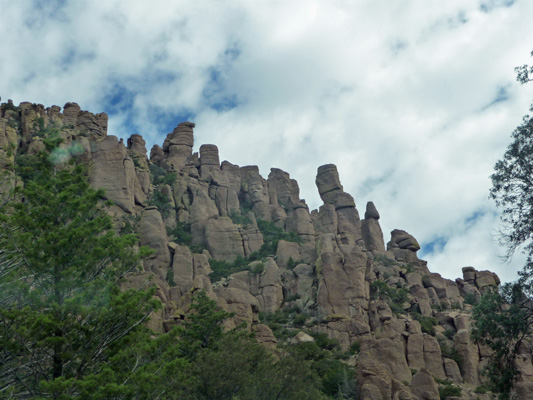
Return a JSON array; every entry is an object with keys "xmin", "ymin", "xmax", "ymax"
[{"xmin": 2, "ymin": 100, "xmax": 532, "ymax": 399}]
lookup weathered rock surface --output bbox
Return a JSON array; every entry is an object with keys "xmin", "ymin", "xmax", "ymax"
[{"xmin": 2, "ymin": 99, "xmax": 531, "ymax": 400}]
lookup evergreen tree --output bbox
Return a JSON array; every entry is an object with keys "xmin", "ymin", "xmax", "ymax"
[
  {"xmin": 0, "ymin": 151, "xmax": 157, "ymax": 398},
  {"xmin": 473, "ymin": 50, "xmax": 533, "ymax": 399}
]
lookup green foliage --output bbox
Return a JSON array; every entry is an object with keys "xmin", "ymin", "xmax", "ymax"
[
  {"xmin": 0, "ymin": 146, "xmax": 355, "ymax": 399},
  {"xmin": 229, "ymin": 208, "xmax": 252, "ymax": 226},
  {"xmin": 443, "ymin": 328, "xmax": 456, "ymax": 340},
  {"xmin": 167, "ymin": 222, "xmax": 193, "ymax": 247},
  {"xmin": 148, "ymin": 190, "xmax": 173, "ymax": 218},
  {"xmin": 374, "ymin": 254, "xmax": 397, "ymax": 268},
  {"xmin": 472, "ymin": 56, "xmax": 533, "ymax": 397},
  {"xmin": 370, "ymin": 280, "xmax": 409, "ymax": 315},
  {"xmin": 166, "ymin": 267, "xmax": 176, "ymax": 287},
  {"xmin": 209, "ymin": 219, "xmax": 302, "ymax": 281},
  {"xmin": 436, "ymin": 378, "xmax": 461, "ymax": 400},
  {"xmin": 472, "ymin": 285, "xmax": 532, "ymax": 399},
  {"xmin": 209, "ymin": 255, "xmax": 251, "ymax": 282},
  {"xmin": 179, "ymin": 291, "xmax": 233, "ymax": 360},
  {"xmin": 121, "ymin": 215, "xmax": 140, "ymax": 235},
  {"xmin": 14, "ymin": 153, "xmax": 40, "ymax": 181},
  {"xmin": 149, "ymin": 163, "xmax": 166, "ymax": 183},
  {"xmin": 437, "ymin": 336, "xmax": 463, "ymax": 371},
  {"xmin": 349, "ymin": 341, "xmax": 360, "ymax": 355},
  {"xmin": 1, "ymin": 102, "xmax": 19, "ymax": 112},
  {"xmin": 311, "ymin": 332, "xmax": 340, "ymax": 351},
  {"xmin": 289, "ymin": 342, "xmax": 358, "ymax": 399},
  {"xmin": 0, "ymin": 152, "xmax": 158, "ymax": 398},
  {"xmin": 515, "ymin": 50, "xmax": 533, "ymax": 84},
  {"xmin": 287, "ymin": 256, "xmax": 305, "ymax": 270},
  {"xmin": 413, "ymin": 313, "xmax": 439, "ymax": 335},
  {"xmin": 403, "ymin": 263, "xmax": 414, "ymax": 273},
  {"xmin": 149, "ymin": 163, "xmax": 176, "ymax": 186},
  {"xmin": 490, "ymin": 88, "xmax": 533, "ymax": 261},
  {"xmin": 474, "ymin": 384, "xmax": 490, "ymax": 394},
  {"xmin": 194, "ymin": 333, "xmax": 328, "ymax": 400},
  {"xmin": 259, "ymin": 306, "xmax": 311, "ymax": 338},
  {"xmin": 284, "ymin": 293, "xmax": 301, "ymax": 302},
  {"xmin": 161, "ymin": 172, "xmax": 177, "ymax": 185},
  {"xmin": 463, "ymin": 292, "xmax": 478, "ymax": 306},
  {"xmin": 249, "ymin": 261, "xmax": 265, "ymax": 275},
  {"xmin": 248, "ymin": 219, "xmax": 302, "ymax": 260}
]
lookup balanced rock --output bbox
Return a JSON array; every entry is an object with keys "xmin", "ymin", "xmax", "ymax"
[
  {"xmin": 316, "ymin": 164, "xmax": 343, "ymax": 204},
  {"xmin": 387, "ymin": 229, "xmax": 420, "ymax": 252},
  {"xmin": 364, "ymin": 201, "xmax": 380, "ymax": 219},
  {"xmin": 163, "ymin": 121, "xmax": 195, "ymax": 170}
]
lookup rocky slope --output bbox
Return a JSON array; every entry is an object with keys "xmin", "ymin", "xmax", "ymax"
[{"xmin": 1, "ymin": 100, "xmax": 532, "ymax": 400}]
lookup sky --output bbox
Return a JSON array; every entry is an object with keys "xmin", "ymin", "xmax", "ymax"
[{"xmin": 2, "ymin": 0, "xmax": 533, "ymax": 283}]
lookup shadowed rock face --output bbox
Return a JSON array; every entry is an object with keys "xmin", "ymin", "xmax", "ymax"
[{"xmin": 1, "ymin": 100, "xmax": 524, "ymax": 400}]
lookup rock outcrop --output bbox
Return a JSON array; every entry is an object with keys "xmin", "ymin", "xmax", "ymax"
[{"xmin": 0, "ymin": 99, "xmax": 527, "ymax": 400}]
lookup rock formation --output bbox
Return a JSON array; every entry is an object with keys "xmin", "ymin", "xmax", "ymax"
[{"xmin": 0, "ymin": 99, "xmax": 525, "ymax": 400}]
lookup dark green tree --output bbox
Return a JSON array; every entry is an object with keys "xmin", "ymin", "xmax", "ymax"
[
  {"xmin": 192, "ymin": 333, "xmax": 329, "ymax": 400},
  {"xmin": 472, "ymin": 284, "xmax": 533, "ymax": 399},
  {"xmin": 473, "ymin": 50, "xmax": 533, "ymax": 399},
  {"xmin": 490, "ymin": 113, "xmax": 533, "ymax": 262},
  {"xmin": 0, "ymin": 151, "xmax": 158, "ymax": 398}
]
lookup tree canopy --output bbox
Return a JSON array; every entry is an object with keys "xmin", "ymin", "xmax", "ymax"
[
  {"xmin": 473, "ymin": 50, "xmax": 533, "ymax": 400},
  {"xmin": 0, "ymin": 151, "xmax": 158, "ymax": 398}
]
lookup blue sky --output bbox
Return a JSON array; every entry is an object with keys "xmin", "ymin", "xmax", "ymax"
[{"xmin": 2, "ymin": 0, "xmax": 533, "ymax": 282}]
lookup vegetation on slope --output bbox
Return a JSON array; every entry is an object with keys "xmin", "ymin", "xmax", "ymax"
[
  {"xmin": 0, "ymin": 138, "xmax": 351, "ymax": 399},
  {"xmin": 209, "ymin": 219, "xmax": 302, "ymax": 282},
  {"xmin": 472, "ymin": 50, "xmax": 533, "ymax": 399}
]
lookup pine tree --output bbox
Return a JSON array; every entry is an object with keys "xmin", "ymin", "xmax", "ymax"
[{"xmin": 0, "ymin": 151, "xmax": 157, "ymax": 398}]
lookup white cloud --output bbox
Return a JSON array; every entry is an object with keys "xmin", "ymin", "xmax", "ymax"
[{"xmin": 2, "ymin": 0, "xmax": 533, "ymax": 282}]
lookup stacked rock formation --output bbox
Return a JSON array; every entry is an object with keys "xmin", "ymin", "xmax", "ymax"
[{"xmin": 1, "ymin": 100, "xmax": 531, "ymax": 400}]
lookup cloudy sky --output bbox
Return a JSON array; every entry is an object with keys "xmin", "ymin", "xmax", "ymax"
[{"xmin": 2, "ymin": 0, "xmax": 533, "ymax": 282}]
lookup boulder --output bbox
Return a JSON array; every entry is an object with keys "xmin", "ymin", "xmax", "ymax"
[
  {"xmin": 411, "ymin": 369, "xmax": 439, "ymax": 400},
  {"xmin": 387, "ymin": 229, "xmax": 420, "ymax": 252}
]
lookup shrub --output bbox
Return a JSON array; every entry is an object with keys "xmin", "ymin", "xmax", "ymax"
[
  {"xmin": 474, "ymin": 385, "xmax": 489, "ymax": 394},
  {"xmin": 149, "ymin": 163, "xmax": 173, "ymax": 185},
  {"xmin": 374, "ymin": 254, "xmax": 397, "ymax": 267},
  {"xmin": 1, "ymin": 101, "xmax": 19, "ymax": 112},
  {"xmin": 284, "ymin": 293, "xmax": 301, "ymax": 302},
  {"xmin": 229, "ymin": 208, "xmax": 252, "ymax": 226},
  {"xmin": 370, "ymin": 280, "xmax": 409, "ymax": 315},
  {"xmin": 292, "ymin": 312, "xmax": 309, "ymax": 327},
  {"xmin": 413, "ymin": 313, "xmax": 439, "ymax": 335},
  {"xmin": 166, "ymin": 268, "xmax": 176, "ymax": 287},
  {"xmin": 209, "ymin": 255, "xmax": 250, "ymax": 282},
  {"xmin": 349, "ymin": 341, "xmax": 360, "ymax": 355},
  {"xmin": 310, "ymin": 332, "xmax": 339, "ymax": 351},
  {"xmin": 437, "ymin": 336, "xmax": 463, "ymax": 372},
  {"xmin": 161, "ymin": 172, "xmax": 177, "ymax": 185},
  {"xmin": 249, "ymin": 262, "xmax": 265, "ymax": 275},
  {"xmin": 148, "ymin": 190, "xmax": 173, "ymax": 218},
  {"xmin": 167, "ymin": 223, "xmax": 193, "ymax": 246},
  {"xmin": 443, "ymin": 328, "xmax": 455, "ymax": 340},
  {"xmin": 437, "ymin": 380, "xmax": 461, "ymax": 400},
  {"xmin": 463, "ymin": 292, "xmax": 478, "ymax": 305}
]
